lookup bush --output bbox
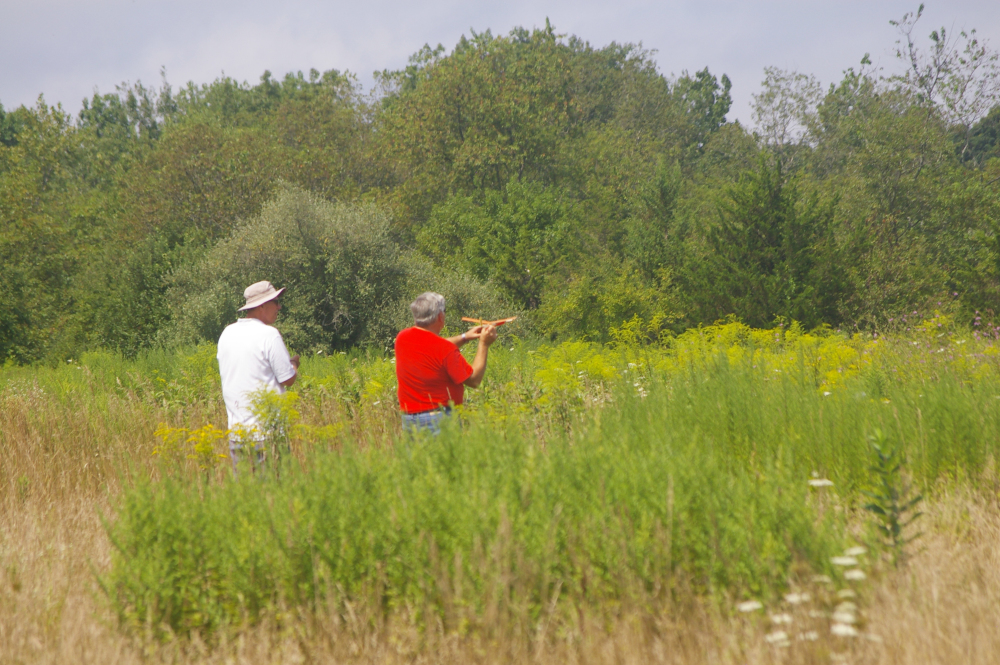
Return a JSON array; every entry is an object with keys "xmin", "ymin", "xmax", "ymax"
[{"xmin": 163, "ymin": 184, "xmax": 515, "ymax": 353}]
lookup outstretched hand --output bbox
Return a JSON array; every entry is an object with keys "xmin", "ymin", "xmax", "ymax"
[
  {"xmin": 462, "ymin": 324, "xmax": 497, "ymax": 345},
  {"xmin": 464, "ymin": 325, "xmax": 487, "ymax": 339},
  {"xmin": 450, "ymin": 324, "xmax": 498, "ymax": 348},
  {"xmin": 478, "ymin": 324, "xmax": 498, "ymax": 347}
]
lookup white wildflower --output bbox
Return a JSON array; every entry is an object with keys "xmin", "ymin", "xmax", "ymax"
[
  {"xmin": 808, "ymin": 478, "xmax": 834, "ymax": 487},
  {"xmin": 737, "ymin": 600, "xmax": 763, "ymax": 612},
  {"xmin": 823, "ymin": 391, "xmax": 832, "ymax": 396},
  {"xmin": 628, "ymin": 363, "xmax": 637, "ymax": 368},
  {"xmin": 372, "ymin": 401, "xmax": 380, "ymax": 406},
  {"xmin": 770, "ymin": 613, "xmax": 793, "ymax": 624},
  {"xmin": 784, "ymin": 592, "xmax": 810, "ymax": 604},
  {"xmin": 808, "ymin": 610, "xmax": 828, "ymax": 619},
  {"xmin": 831, "ymin": 623, "xmax": 859, "ymax": 637},
  {"xmin": 797, "ymin": 631, "xmax": 820, "ymax": 642},
  {"xmin": 835, "ymin": 602, "xmax": 857, "ymax": 614},
  {"xmin": 764, "ymin": 630, "xmax": 789, "ymax": 646},
  {"xmin": 837, "ymin": 589, "xmax": 857, "ymax": 599},
  {"xmin": 843, "ymin": 546, "xmax": 867, "ymax": 557},
  {"xmin": 831, "ymin": 556, "xmax": 858, "ymax": 566},
  {"xmin": 832, "ymin": 611, "xmax": 857, "ymax": 624},
  {"xmin": 844, "ymin": 569, "xmax": 866, "ymax": 581},
  {"xmin": 864, "ymin": 633, "xmax": 884, "ymax": 643},
  {"xmin": 811, "ymin": 575, "xmax": 832, "ymax": 584}
]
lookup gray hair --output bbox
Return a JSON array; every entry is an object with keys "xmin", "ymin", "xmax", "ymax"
[{"xmin": 410, "ymin": 292, "xmax": 446, "ymax": 326}]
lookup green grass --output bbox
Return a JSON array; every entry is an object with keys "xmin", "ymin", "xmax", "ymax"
[{"xmin": 101, "ymin": 375, "xmax": 846, "ymax": 638}]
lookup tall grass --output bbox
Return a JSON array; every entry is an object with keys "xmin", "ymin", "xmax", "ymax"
[
  {"xmin": 94, "ymin": 317, "xmax": 1000, "ymax": 638},
  {"xmin": 101, "ymin": 381, "xmax": 845, "ymax": 637},
  {"xmin": 4, "ymin": 315, "xmax": 1000, "ymax": 648}
]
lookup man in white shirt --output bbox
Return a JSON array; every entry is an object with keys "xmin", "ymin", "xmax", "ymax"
[{"xmin": 217, "ymin": 280, "xmax": 300, "ymax": 475}]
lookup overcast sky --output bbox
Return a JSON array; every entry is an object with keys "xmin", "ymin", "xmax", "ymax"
[{"xmin": 2, "ymin": 1, "xmax": 999, "ymax": 126}]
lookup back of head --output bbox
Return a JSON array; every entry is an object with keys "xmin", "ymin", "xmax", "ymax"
[{"xmin": 411, "ymin": 292, "xmax": 445, "ymax": 327}]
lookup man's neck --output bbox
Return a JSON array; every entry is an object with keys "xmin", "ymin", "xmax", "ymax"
[{"xmin": 415, "ymin": 324, "xmax": 443, "ymax": 336}]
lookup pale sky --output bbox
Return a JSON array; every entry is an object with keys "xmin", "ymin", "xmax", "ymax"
[{"xmin": 2, "ymin": 1, "xmax": 999, "ymax": 126}]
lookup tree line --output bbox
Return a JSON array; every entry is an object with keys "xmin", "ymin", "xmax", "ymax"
[{"xmin": 2, "ymin": 11, "xmax": 1000, "ymax": 363}]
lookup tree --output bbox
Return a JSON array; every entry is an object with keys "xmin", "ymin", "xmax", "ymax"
[
  {"xmin": 673, "ymin": 67, "xmax": 733, "ymax": 148},
  {"xmin": 0, "ymin": 101, "xmax": 92, "ymax": 361},
  {"xmin": 962, "ymin": 104, "xmax": 1000, "ymax": 165},
  {"xmin": 891, "ymin": 3, "xmax": 1000, "ymax": 158},
  {"xmin": 416, "ymin": 180, "xmax": 575, "ymax": 310},
  {"xmin": 684, "ymin": 158, "xmax": 841, "ymax": 328},
  {"xmin": 164, "ymin": 185, "xmax": 508, "ymax": 352},
  {"xmin": 751, "ymin": 67, "xmax": 824, "ymax": 155}
]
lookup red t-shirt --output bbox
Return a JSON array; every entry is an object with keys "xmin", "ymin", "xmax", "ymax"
[{"xmin": 394, "ymin": 327, "xmax": 473, "ymax": 414}]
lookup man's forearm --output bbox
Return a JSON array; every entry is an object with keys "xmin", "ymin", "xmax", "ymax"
[
  {"xmin": 445, "ymin": 333, "xmax": 471, "ymax": 348},
  {"xmin": 465, "ymin": 343, "xmax": 490, "ymax": 388},
  {"xmin": 280, "ymin": 354, "xmax": 300, "ymax": 387}
]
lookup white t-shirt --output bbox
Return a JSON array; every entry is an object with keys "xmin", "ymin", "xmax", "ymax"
[{"xmin": 217, "ymin": 318, "xmax": 296, "ymax": 434}]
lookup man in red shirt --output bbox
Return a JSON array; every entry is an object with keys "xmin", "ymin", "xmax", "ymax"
[{"xmin": 395, "ymin": 292, "xmax": 498, "ymax": 432}]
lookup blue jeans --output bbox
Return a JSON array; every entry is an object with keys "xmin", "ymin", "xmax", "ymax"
[
  {"xmin": 401, "ymin": 407, "xmax": 452, "ymax": 435},
  {"xmin": 229, "ymin": 440, "xmax": 265, "ymax": 477}
]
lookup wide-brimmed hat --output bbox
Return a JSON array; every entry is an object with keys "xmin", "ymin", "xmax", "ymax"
[{"xmin": 238, "ymin": 281, "xmax": 285, "ymax": 311}]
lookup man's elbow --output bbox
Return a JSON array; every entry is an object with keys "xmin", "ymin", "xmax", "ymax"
[
  {"xmin": 280, "ymin": 373, "xmax": 297, "ymax": 388},
  {"xmin": 464, "ymin": 375, "xmax": 482, "ymax": 389}
]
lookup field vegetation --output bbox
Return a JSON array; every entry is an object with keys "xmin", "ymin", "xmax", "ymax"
[
  {"xmin": 5, "ymin": 317, "xmax": 1000, "ymax": 662},
  {"xmin": 4, "ymin": 4, "xmax": 1000, "ymax": 663}
]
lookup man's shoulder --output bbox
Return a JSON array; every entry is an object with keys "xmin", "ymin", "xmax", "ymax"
[
  {"xmin": 219, "ymin": 319, "xmax": 281, "ymax": 346},
  {"xmin": 396, "ymin": 327, "xmax": 453, "ymax": 349}
]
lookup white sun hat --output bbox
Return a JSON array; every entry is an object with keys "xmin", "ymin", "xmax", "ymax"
[{"xmin": 238, "ymin": 280, "xmax": 285, "ymax": 311}]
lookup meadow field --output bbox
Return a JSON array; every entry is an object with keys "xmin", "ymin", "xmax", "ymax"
[{"xmin": 3, "ymin": 315, "xmax": 1000, "ymax": 664}]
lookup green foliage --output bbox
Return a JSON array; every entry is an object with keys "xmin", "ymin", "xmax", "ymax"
[
  {"xmin": 538, "ymin": 262, "xmax": 680, "ymax": 342},
  {"xmin": 681, "ymin": 158, "xmax": 841, "ymax": 328},
  {"xmin": 416, "ymin": 180, "xmax": 575, "ymax": 309},
  {"xmin": 0, "ymin": 103, "xmax": 31, "ymax": 147},
  {"xmin": 863, "ymin": 430, "xmax": 923, "ymax": 568},
  {"xmin": 165, "ymin": 184, "xmax": 511, "ymax": 353},
  {"xmin": 96, "ymin": 322, "xmax": 1000, "ymax": 638},
  {"xmin": 164, "ymin": 185, "xmax": 408, "ymax": 352},
  {"xmin": 0, "ymin": 101, "xmax": 96, "ymax": 361},
  {"xmin": 102, "ymin": 377, "xmax": 842, "ymax": 638},
  {"xmin": 963, "ymin": 104, "xmax": 1000, "ymax": 165},
  {"xmin": 673, "ymin": 67, "xmax": 733, "ymax": 148},
  {"xmin": 3, "ymin": 15, "xmax": 1000, "ymax": 363}
]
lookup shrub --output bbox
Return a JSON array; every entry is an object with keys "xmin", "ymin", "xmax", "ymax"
[{"xmin": 162, "ymin": 184, "xmax": 515, "ymax": 353}]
